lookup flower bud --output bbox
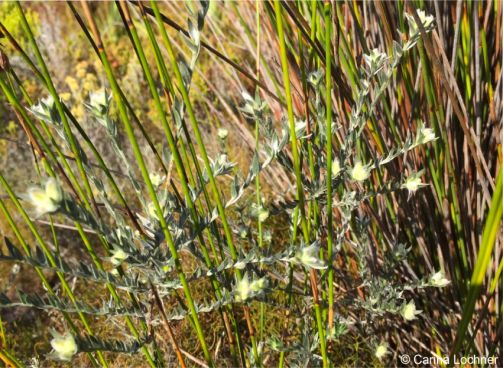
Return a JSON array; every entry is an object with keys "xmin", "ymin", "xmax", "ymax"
[{"xmin": 217, "ymin": 128, "xmax": 228, "ymax": 140}]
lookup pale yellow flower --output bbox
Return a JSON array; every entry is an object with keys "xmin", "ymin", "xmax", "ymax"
[
  {"xmin": 351, "ymin": 161, "xmax": 371, "ymax": 182},
  {"xmin": 375, "ymin": 342, "xmax": 388, "ymax": 360},
  {"xmin": 403, "ymin": 176, "xmax": 422, "ymax": 192},
  {"xmin": 50, "ymin": 330, "xmax": 78, "ymax": 361},
  {"xmin": 217, "ymin": 128, "xmax": 228, "ymax": 139},
  {"xmin": 149, "ymin": 172, "xmax": 165, "ymax": 187},
  {"xmin": 257, "ymin": 207, "xmax": 269, "ymax": 223},
  {"xmin": 27, "ymin": 178, "xmax": 63, "ymax": 216},
  {"xmin": 89, "ymin": 89, "xmax": 107, "ymax": 109},
  {"xmin": 331, "ymin": 158, "xmax": 341, "ymax": 178},
  {"xmin": 110, "ymin": 248, "xmax": 128, "ymax": 266},
  {"xmin": 83, "ymin": 80, "xmax": 96, "ymax": 93},
  {"xmin": 234, "ymin": 275, "xmax": 251, "ymax": 302},
  {"xmin": 401, "ymin": 300, "xmax": 421, "ymax": 321},
  {"xmin": 234, "ymin": 274, "xmax": 267, "ymax": 302},
  {"xmin": 294, "ymin": 243, "xmax": 327, "ymax": 270},
  {"xmin": 251, "ymin": 203, "xmax": 269, "ymax": 223},
  {"xmin": 147, "ymin": 202, "xmax": 158, "ymax": 220},
  {"xmin": 238, "ymin": 226, "xmax": 248, "ymax": 239},
  {"xmin": 417, "ymin": 126, "xmax": 436, "ymax": 144},
  {"xmin": 430, "ymin": 271, "xmax": 450, "ymax": 287},
  {"xmin": 71, "ymin": 105, "xmax": 85, "ymax": 120}
]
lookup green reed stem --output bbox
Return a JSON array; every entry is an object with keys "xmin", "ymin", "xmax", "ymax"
[
  {"xmin": 274, "ymin": 2, "xmax": 327, "ymax": 366},
  {"xmin": 150, "ymin": 1, "xmax": 259, "ymax": 363},
  {"xmin": 78, "ymin": 2, "xmax": 212, "ymax": 365},
  {"xmin": 273, "ymin": 1, "xmax": 309, "ymax": 242},
  {"xmin": 118, "ymin": 2, "xmax": 243, "ymax": 361},
  {"xmin": 324, "ymin": 1, "xmax": 335, "ymax": 333},
  {"xmin": 452, "ymin": 167, "xmax": 503, "ymax": 356}
]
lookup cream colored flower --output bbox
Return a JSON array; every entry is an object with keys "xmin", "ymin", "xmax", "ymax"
[
  {"xmin": 234, "ymin": 274, "xmax": 267, "ymax": 302},
  {"xmin": 257, "ymin": 207, "xmax": 269, "ymax": 223},
  {"xmin": 363, "ymin": 48, "xmax": 388, "ymax": 71},
  {"xmin": 401, "ymin": 300, "xmax": 421, "ymax": 321},
  {"xmin": 238, "ymin": 226, "xmax": 248, "ymax": 239},
  {"xmin": 234, "ymin": 275, "xmax": 252, "ymax": 302},
  {"xmin": 331, "ymin": 158, "xmax": 341, "ymax": 178},
  {"xmin": 263, "ymin": 230, "xmax": 272, "ymax": 244},
  {"xmin": 147, "ymin": 200, "xmax": 167, "ymax": 221},
  {"xmin": 217, "ymin": 128, "xmax": 228, "ymax": 139},
  {"xmin": 403, "ymin": 176, "xmax": 422, "ymax": 192},
  {"xmin": 89, "ymin": 89, "xmax": 107, "ymax": 110},
  {"xmin": 417, "ymin": 126, "xmax": 436, "ymax": 145},
  {"xmin": 402, "ymin": 172, "xmax": 427, "ymax": 195},
  {"xmin": 110, "ymin": 248, "xmax": 128, "ymax": 266},
  {"xmin": 405, "ymin": 10, "xmax": 435, "ymax": 36},
  {"xmin": 251, "ymin": 203, "xmax": 269, "ymax": 223},
  {"xmin": 430, "ymin": 271, "xmax": 450, "ymax": 287},
  {"xmin": 27, "ymin": 178, "xmax": 63, "ymax": 216},
  {"xmin": 250, "ymin": 277, "xmax": 266, "ymax": 292},
  {"xmin": 294, "ymin": 243, "xmax": 327, "ymax": 270},
  {"xmin": 149, "ymin": 172, "xmax": 165, "ymax": 188},
  {"xmin": 50, "ymin": 330, "xmax": 78, "ymax": 361},
  {"xmin": 351, "ymin": 161, "xmax": 371, "ymax": 182},
  {"xmin": 147, "ymin": 202, "xmax": 157, "ymax": 219},
  {"xmin": 374, "ymin": 342, "xmax": 388, "ymax": 360}
]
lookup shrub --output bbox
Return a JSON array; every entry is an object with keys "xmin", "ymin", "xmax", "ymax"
[{"xmin": 0, "ymin": 1, "xmax": 501, "ymax": 367}]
